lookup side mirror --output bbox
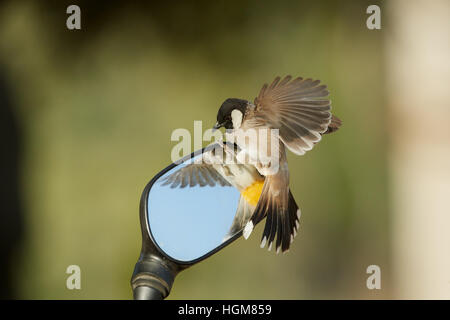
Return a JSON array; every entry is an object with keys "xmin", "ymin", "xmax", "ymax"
[{"xmin": 131, "ymin": 143, "xmax": 253, "ymax": 299}]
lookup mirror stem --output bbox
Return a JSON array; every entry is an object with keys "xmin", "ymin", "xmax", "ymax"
[
  {"xmin": 131, "ymin": 255, "xmax": 176, "ymax": 300},
  {"xmin": 133, "ymin": 286, "xmax": 163, "ymax": 300}
]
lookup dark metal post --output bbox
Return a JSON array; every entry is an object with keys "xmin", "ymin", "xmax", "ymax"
[{"xmin": 131, "ymin": 253, "xmax": 177, "ymax": 300}]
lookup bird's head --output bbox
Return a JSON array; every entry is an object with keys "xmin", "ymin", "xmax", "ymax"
[{"xmin": 213, "ymin": 98, "xmax": 249, "ymax": 130}]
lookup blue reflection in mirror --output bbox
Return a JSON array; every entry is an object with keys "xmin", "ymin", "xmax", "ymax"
[{"xmin": 147, "ymin": 155, "xmax": 241, "ymax": 262}]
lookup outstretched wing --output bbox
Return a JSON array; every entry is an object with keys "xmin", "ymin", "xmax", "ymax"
[
  {"xmin": 252, "ymin": 75, "xmax": 332, "ymax": 155},
  {"xmin": 159, "ymin": 163, "xmax": 231, "ymax": 188}
]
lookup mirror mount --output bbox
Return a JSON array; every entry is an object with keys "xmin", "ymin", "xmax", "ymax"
[{"xmin": 131, "ymin": 253, "xmax": 177, "ymax": 300}]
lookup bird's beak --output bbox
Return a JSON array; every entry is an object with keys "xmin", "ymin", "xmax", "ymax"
[{"xmin": 212, "ymin": 121, "xmax": 224, "ymax": 132}]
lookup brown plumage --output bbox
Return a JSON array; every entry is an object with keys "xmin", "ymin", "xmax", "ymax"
[
  {"xmin": 168, "ymin": 75, "xmax": 341, "ymax": 254},
  {"xmin": 324, "ymin": 115, "xmax": 342, "ymax": 134},
  {"xmin": 231, "ymin": 76, "xmax": 341, "ymax": 253}
]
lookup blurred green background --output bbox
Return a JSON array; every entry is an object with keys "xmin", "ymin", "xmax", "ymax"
[{"xmin": 0, "ymin": 0, "xmax": 390, "ymax": 299}]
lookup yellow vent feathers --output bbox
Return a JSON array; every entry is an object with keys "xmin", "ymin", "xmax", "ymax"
[{"xmin": 241, "ymin": 181, "xmax": 264, "ymax": 206}]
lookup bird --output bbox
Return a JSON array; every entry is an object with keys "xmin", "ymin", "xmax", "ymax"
[{"xmin": 162, "ymin": 75, "xmax": 341, "ymax": 253}]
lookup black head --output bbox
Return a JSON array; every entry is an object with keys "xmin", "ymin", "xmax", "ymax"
[{"xmin": 214, "ymin": 98, "xmax": 248, "ymax": 130}]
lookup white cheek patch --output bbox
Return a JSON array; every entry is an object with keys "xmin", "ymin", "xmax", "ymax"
[{"xmin": 231, "ymin": 109, "xmax": 243, "ymax": 129}]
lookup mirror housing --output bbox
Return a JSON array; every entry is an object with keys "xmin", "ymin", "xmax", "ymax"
[{"xmin": 131, "ymin": 144, "xmax": 244, "ymax": 299}]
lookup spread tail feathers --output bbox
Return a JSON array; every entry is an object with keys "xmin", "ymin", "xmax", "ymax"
[
  {"xmin": 261, "ymin": 190, "xmax": 300, "ymax": 253},
  {"xmin": 245, "ymin": 177, "xmax": 301, "ymax": 253}
]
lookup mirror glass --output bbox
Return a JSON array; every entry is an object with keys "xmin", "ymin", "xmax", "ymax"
[{"xmin": 147, "ymin": 151, "xmax": 241, "ymax": 262}]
